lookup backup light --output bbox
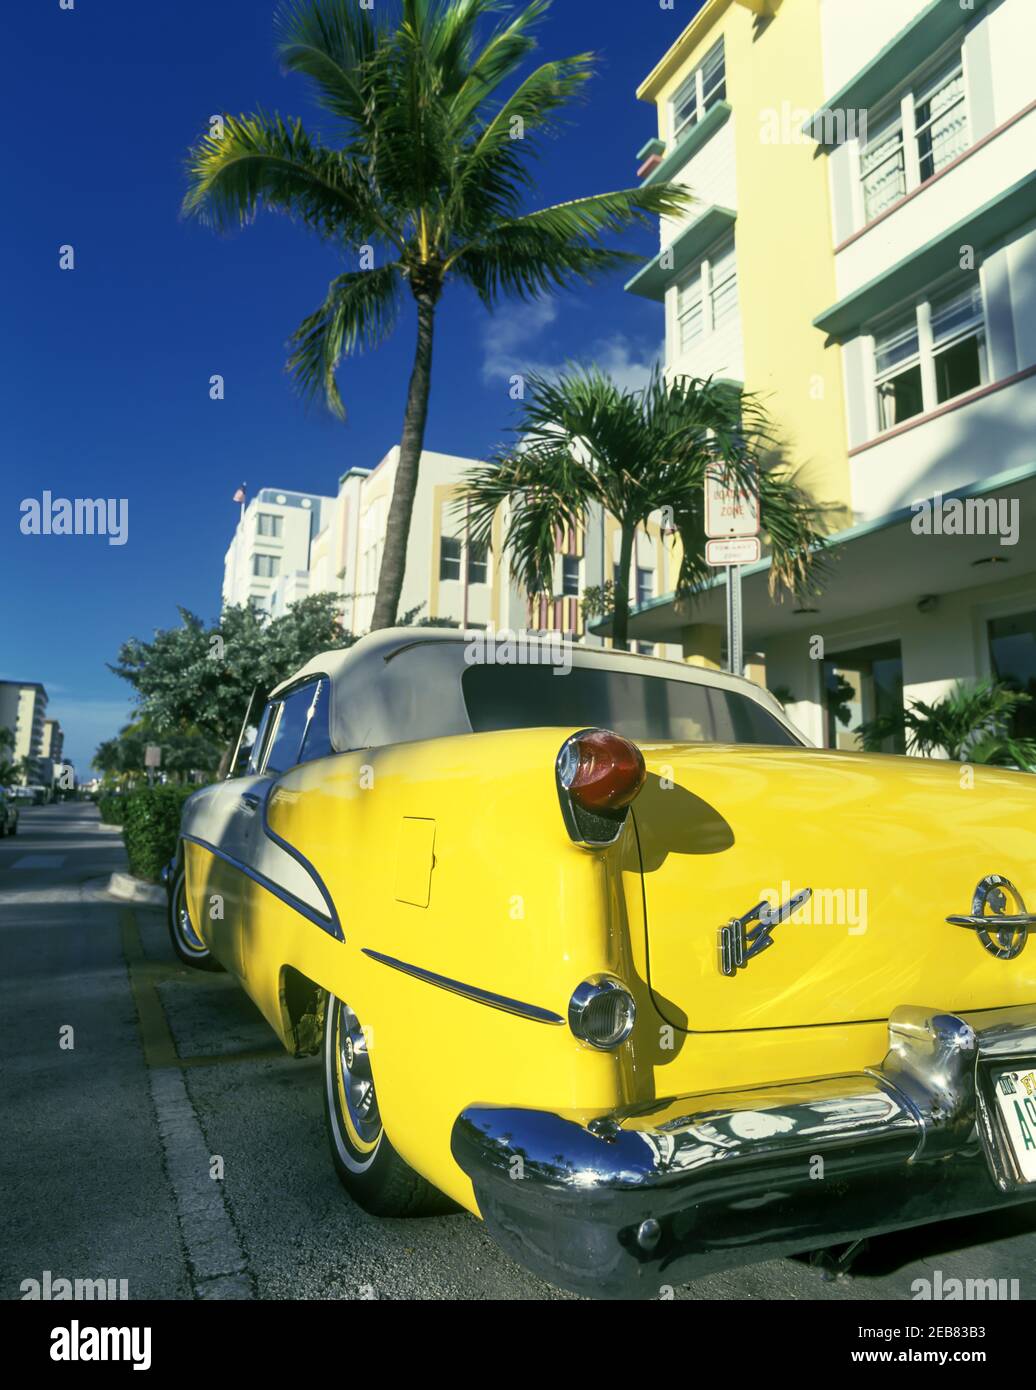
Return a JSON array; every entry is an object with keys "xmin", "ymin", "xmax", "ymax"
[{"xmin": 568, "ymin": 976, "xmax": 637, "ymax": 1050}]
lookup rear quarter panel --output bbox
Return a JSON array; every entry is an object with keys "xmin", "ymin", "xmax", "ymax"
[{"xmin": 229, "ymin": 729, "xmax": 649, "ymax": 1209}]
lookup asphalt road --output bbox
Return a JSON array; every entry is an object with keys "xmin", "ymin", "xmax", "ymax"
[{"xmin": 2, "ymin": 802, "xmax": 1035, "ymax": 1301}]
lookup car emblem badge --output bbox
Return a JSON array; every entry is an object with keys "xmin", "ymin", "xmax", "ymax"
[
  {"xmin": 719, "ymin": 888, "xmax": 813, "ymax": 976},
  {"xmin": 946, "ymin": 874, "xmax": 1035, "ymax": 960}
]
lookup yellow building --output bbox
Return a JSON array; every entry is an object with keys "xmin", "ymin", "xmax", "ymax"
[
  {"xmin": 623, "ymin": 0, "xmax": 850, "ymax": 670},
  {"xmin": 614, "ymin": 0, "xmax": 1036, "ymax": 754}
]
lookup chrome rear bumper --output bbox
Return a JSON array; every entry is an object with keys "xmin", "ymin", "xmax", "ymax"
[{"xmin": 450, "ymin": 1004, "xmax": 1036, "ymax": 1299}]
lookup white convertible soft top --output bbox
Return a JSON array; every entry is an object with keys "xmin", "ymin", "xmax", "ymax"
[{"xmin": 270, "ymin": 627, "xmax": 799, "ymax": 752}]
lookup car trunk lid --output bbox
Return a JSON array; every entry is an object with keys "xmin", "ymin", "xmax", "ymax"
[{"xmin": 631, "ymin": 744, "xmax": 1036, "ymax": 1032}]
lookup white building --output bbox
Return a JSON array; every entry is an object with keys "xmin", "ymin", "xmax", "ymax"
[
  {"xmin": 0, "ymin": 681, "xmax": 49, "ymax": 781},
  {"xmin": 222, "ymin": 488, "xmax": 335, "ymax": 613}
]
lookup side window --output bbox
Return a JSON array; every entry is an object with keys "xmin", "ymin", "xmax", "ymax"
[
  {"xmin": 263, "ymin": 684, "xmax": 318, "ymax": 775},
  {"xmin": 708, "ymin": 689, "xmax": 798, "ymax": 746},
  {"xmin": 247, "ymin": 702, "xmax": 277, "ymax": 775},
  {"xmin": 299, "ymin": 680, "xmax": 334, "ymax": 764}
]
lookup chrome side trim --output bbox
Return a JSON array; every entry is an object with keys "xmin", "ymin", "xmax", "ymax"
[
  {"xmin": 361, "ymin": 949, "xmax": 564, "ymax": 1025},
  {"xmin": 260, "ymin": 793, "xmax": 342, "ymax": 937},
  {"xmin": 181, "ymin": 833, "xmax": 343, "ymax": 940}
]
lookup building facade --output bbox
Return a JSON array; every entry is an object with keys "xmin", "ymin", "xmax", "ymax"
[
  {"xmin": 230, "ymin": 449, "xmax": 682, "ymax": 656},
  {"xmin": 222, "ymin": 488, "xmax": 335, "ymax": 613},
  {"xmin": 618, "ymin": 0, "xmax": 1036, "ymax": 751},
  {"xmin": 0, "ymin": 681, "xmax": 49, "ymax": 781}
]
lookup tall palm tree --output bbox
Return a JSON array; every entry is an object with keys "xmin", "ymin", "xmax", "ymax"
[
  {"xmin": 183, "ymin": 0, "xmax": 691, "ymax": 630},
  {"xmin": 459, "ymin": 367, "xmax": 830, "ymax": 650}
]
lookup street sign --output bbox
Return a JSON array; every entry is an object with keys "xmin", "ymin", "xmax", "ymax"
[
  {"xmin": 706, "ymin": 536, "xmax": 761, "ymax": 567},
  {"xmin": 705, "ymin": 465, "xmax": 760, "ymax": 539},
  {"xmin": 144, "ymin": 744, "xmax": 162, "ymax": 769}
]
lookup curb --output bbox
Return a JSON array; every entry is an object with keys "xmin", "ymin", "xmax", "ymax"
[{"xmin": 108, "ymin": 873, "xmax": 165, "ymax": 906}]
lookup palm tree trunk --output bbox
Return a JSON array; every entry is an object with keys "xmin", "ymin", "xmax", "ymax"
[
  {"xmin": 612, "ymin": 523, "xmax": 635, "ymax": 652},
  {"xmin": 370, "ymin": 292, "xmax": 437, "ymax": 631}
]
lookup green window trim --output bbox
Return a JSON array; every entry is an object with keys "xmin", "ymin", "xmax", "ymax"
[
  {"xmin": 802, "ymin": 0, "xmax": 993, "ymax": 148},
  {"xmin": 813, "ymin": 169, "xmax": 1036, "ymax": 340},
  {"xmin": 641, "ymin": 100, "xmax": 732, "ymax": 187},
  {"xmin": 624, "ymin": 205, "xmax": 737, "ymax": 303}
]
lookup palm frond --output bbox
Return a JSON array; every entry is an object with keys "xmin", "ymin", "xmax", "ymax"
[
  {"xmin": 460, "ymin": 442, "xmax": 597, "ymax": 596},
  {"xmin": 182, "ymin": 110, "xmax": 388, "ymax": 243},
  {"xmin": 274, "ymin": 0, "xmax": 381, "ymax": 125},
  {"xmin": 450, "ymin": 0, "xmax": 553, "ymax": 120},
  {"xmin": 286, "ymin": 264, "xmax": 403, "ymax": 416}
]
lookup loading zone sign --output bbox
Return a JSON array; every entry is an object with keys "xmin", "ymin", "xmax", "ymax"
[{"xmin": 705, "ymin": 465, "xmax": 760, "ymax": 540}]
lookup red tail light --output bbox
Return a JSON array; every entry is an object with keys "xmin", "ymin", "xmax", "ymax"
[{"xmin": 557, "ymin": 729, "xmax": 646, "ymax": 813}]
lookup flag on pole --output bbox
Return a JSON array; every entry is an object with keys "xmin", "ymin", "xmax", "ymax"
[{"xmin": 232, "ymin": 485, "xmax": 246, "ymax": 503}]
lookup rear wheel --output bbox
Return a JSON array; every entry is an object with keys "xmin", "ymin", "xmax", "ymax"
[
  {"xmin": 322, "ymin": 992, "xmax": 453, "ymax": 1217},
  {"xmin": 167, "ymin": 867, "xmax": 222, "ymax": 972}
]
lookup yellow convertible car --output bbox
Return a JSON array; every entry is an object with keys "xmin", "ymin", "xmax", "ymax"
[{"xmin": 165, "ymin": 628, "xmax": 1036, "ymax": 1297}]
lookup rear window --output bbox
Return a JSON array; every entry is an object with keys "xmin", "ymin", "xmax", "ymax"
[{"xmin": 462, "ymin": 664, "xmax": 798, "ymax": 745}]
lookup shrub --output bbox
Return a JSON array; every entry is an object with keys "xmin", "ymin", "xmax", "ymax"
[
  {"xmin": 121, "ymin": 785, "xmax": 198, "ymax": 882},
  {"xmin": 98, "ymin": 794, "xmax": 126, "ymax": 827}
]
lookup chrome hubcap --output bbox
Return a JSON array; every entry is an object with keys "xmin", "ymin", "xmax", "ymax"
[
  {"xmin": 338, "ymin": 1004, "xmax": 380, "ymax": 1142},
  {"xmin": 176, "ymin": 886, "xmax": 206, "ymax": 953}
]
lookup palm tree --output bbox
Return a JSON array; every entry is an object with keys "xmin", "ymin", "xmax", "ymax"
[
  {"xmin": 459, "ymin": 367, "xmax": 830, "ymax": 649},
  {"xmin": 183, "ymin": 0, "xmax": 691, "ymax": 630},
  {"xmin": 859, "ymin": 678, "xmax": 1036, "ymax": 769}
]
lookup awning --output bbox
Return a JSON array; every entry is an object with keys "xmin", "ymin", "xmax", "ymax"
[
  {"xmin": 592, "ymin": 462, "xmax": 1036, "ymax": 646},
  {"xmin": 625, "ymin": 204, "xmax": 736, "ymax": 302}
]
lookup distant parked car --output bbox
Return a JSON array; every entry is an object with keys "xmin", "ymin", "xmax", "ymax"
[{"xmin": 0, "ymin": 788, "xmax": 19, "ymax": 836}]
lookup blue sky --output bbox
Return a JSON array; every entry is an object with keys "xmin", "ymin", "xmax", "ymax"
[{"xmin": 2, "ymin": 0, "xmax": 706, "ymax": 772}]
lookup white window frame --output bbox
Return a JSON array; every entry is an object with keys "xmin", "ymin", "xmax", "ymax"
[
  {"xmin": 635, "ymin": 567, "xmax": 655, "ymax": 607},
  {"xmin": 866, "ymin": 271, "xmax": 988, "ymax": 438},
  {"xmin": 560, "ymin": 554, "xmax": 582, "ymax": 599},
  {"xmin": 853, "ymin": 44, "xmax": 970, "ymax": 229},
  {"xmin": 669, "ymin": 38, "xmax": 726, "ymax": 144},
  {"xmin": 253, "ymin": 552, "xmax": 280, "ymax": 579},
  {"xmin": 673, "ymin": 232, "xmax": 738, "ymax": 359}
]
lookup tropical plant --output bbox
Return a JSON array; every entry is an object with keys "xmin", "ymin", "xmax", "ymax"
[
  {"xmin": 109, "ymin": 593, "xmax": 355, "ymax": 775},
  {"xmin": 94, "ymin": 718, "xmax": 224, "ymax": 784},
  {"xmin": 0, "ymin": 725, "xmax": 16, "ymax": 786},
  {"xmin": 182, "ymin": 0, "xmax": 691, "ymax": 631},
  {"xmin": 459, "ymin": 367, "xmax": 830, "ymax": 649},
  {"xmin": 858, "ymin": 678, "xmax": 1036, "ymax": 769},
  {"xmin": 121, "ymin": 786, "xmax": 199, "ymax": 882}
]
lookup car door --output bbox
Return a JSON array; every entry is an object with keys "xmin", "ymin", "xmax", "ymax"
[{"xmin": 231, "ymin": 678, "xmax": 337, "ymax": 974}]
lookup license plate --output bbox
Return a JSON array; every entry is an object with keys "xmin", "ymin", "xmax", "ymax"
[{"xmin": 992, "ymin": 1067, "xmax": 1036, "ymax": 1183}]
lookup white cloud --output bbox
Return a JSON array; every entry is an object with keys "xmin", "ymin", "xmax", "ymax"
[{"xmin": 481, "ymin": 298, "xmax": 660, "ymax": 393}]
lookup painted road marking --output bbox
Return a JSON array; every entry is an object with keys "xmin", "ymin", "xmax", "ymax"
[
  {"xmin": 119, "ymin": 907, "xmax": 254, "ymax": 1298},
  {"xmin": 9, "ymin": 855, "xmax": 65, "ymax": 869}
]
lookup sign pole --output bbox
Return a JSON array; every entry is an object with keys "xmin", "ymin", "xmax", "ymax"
[{"xmin": 726, "ymin": 564, "xmax": 743, "ymax": 676}]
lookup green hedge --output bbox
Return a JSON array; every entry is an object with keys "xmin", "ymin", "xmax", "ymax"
[
  {"xmin": 121, "ymin": 785, "xmax": 198, "ymax": 883},
  {"xmin": 98, "ymin": 794, "xmax": 126, "ymax": 827}
]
